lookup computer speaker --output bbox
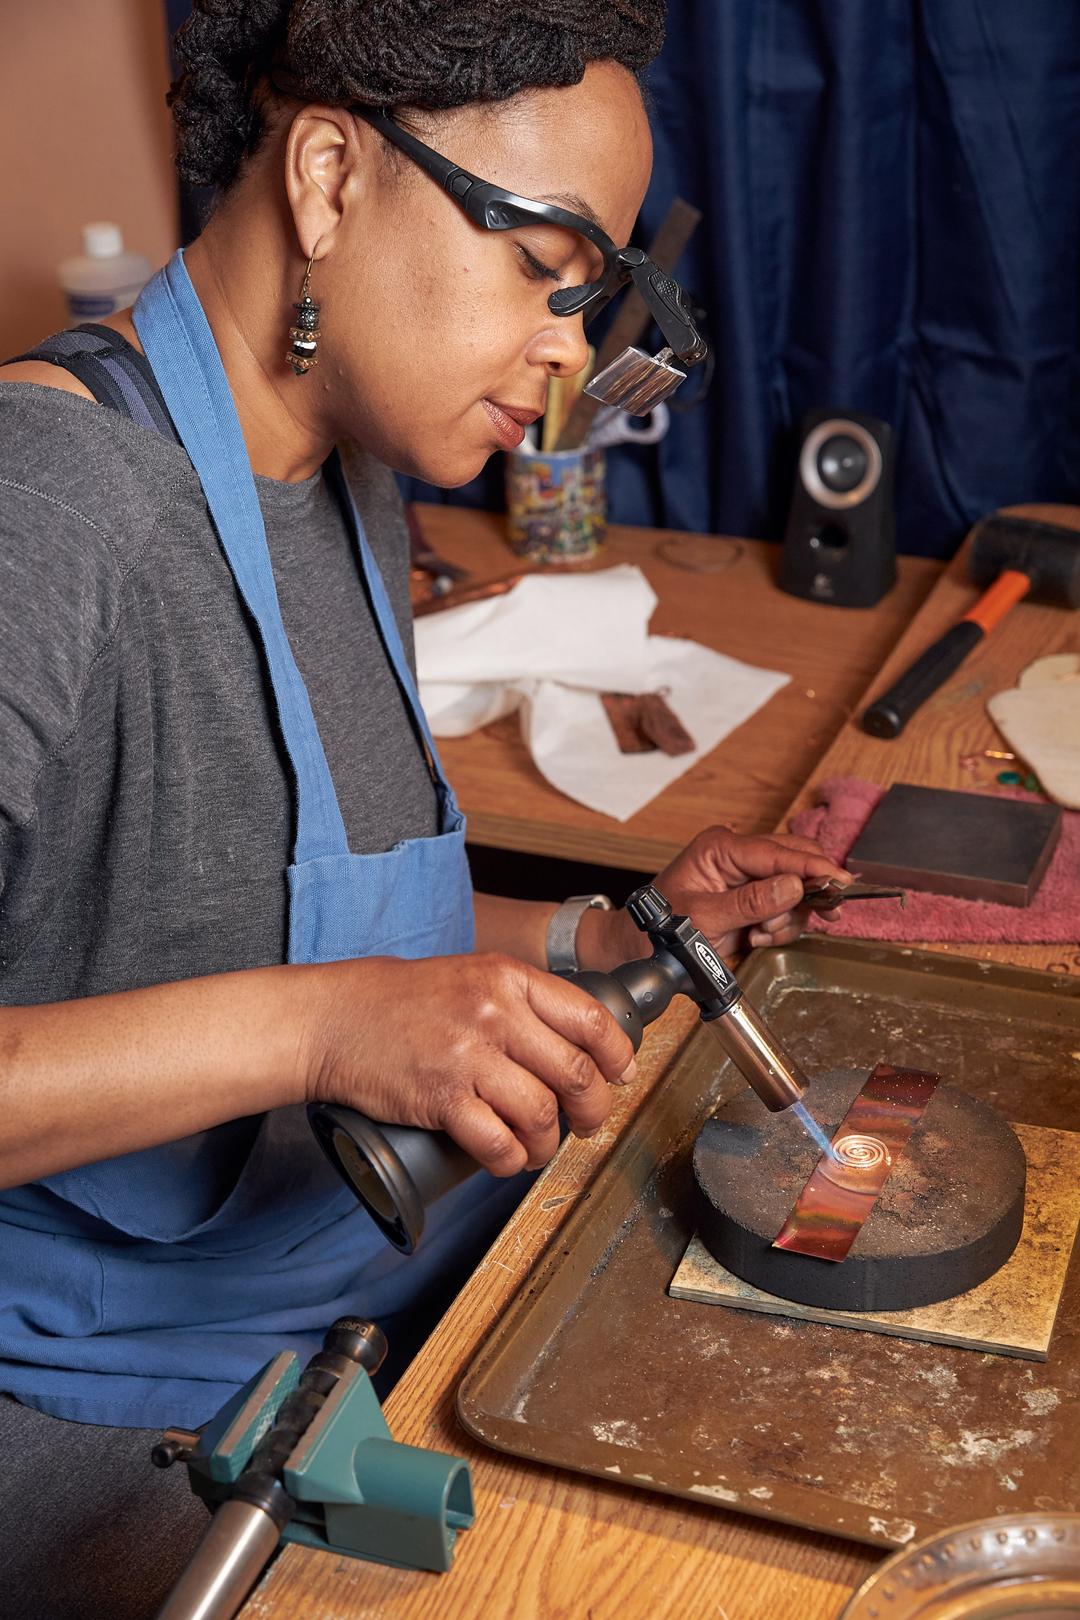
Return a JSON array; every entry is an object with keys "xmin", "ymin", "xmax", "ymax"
[{"xmin": 779, "ymin": 409, "xmax": 896, "ymax": 607}]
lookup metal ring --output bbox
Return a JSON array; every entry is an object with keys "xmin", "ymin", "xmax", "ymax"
[{"xmin": 799, "ymin": 418, "xmax": 883, "ymax": 511}]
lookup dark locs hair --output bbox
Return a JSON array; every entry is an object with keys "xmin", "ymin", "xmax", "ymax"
[{"xmin": 169, "ymin": 0, "xmax": 667, "ymax": 190}]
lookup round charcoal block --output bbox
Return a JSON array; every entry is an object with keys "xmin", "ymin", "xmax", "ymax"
[{"xmin": 693, "ymin": 1069, "xmax": 1026, "ymax": 1312}]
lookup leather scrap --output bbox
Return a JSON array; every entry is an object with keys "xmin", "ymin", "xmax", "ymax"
[{"xmin": 601, "ymin": 692, "xmax": 697, "ymax": 756}]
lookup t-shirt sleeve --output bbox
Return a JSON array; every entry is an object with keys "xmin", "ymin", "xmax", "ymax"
[
  {"xmin": 0, "ymin": 390, "xmax": 158, "ymax": 920},
  {"xmin": 0, "ymin": 428, "xmax": 133, "ymax": 958},
  {"xmin": 0, "ymin": 477, "xmax": 122, "ymax": 833}
]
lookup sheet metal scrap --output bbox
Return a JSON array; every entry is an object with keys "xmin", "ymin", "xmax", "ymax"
[
  {"xmin": 412, "ymin": 571, "xmax": 524, "ymax": 618},
  {"xmin": 773, "ymin": 1064, "xmax": 940, "ymax": 1262}
]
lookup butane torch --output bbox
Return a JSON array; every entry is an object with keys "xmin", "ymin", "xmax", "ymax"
[{"xmin": 307, "ymin": 884, "xmax": 811, "ymax": 1253}]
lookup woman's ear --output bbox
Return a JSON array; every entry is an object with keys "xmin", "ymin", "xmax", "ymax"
[{"xmin": 283, "ymin": 105, "xmax": 370, "ymax": 262}]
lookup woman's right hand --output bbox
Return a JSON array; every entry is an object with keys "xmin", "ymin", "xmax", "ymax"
[
  {"xmin": 302, "ymin": 952, "xmax": 637, "ymax": 1177},
  {"xmin": 0, "ymin": 952, "xmax": 634, "ymax": 1190}
]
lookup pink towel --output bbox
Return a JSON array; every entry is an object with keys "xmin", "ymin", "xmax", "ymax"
[{"xmin": 790, "ymin": 776, "xmax": 1080, "ymax": 944}]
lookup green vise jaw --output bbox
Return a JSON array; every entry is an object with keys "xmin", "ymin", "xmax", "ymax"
[
  {"xmin": 282, "ymin": 1358, "xmax": 474, "ymax": 1573},
  {"xmin": 181, "ymin": 1351, "xmax": 474, "ymax": 1574},
  {"xmin": 187, "ymin": 1351, "xmax": 301, "ymax": 1487}
]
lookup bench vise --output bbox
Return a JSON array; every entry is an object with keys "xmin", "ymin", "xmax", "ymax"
[{"xmin": 153, "ymin": 1317, "xmax": 473, "ymax": 1620}]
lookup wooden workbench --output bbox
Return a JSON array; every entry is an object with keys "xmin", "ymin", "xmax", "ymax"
[
  {"xmin": 245, "ymin": 509, "xmax": 1076, "ymax": 1619},
  {"xmin": 413, "ymin": 504, "xmax": 940, "ymax": 870},
  {"xmin": 783, "ymin": 503, "xmax": 1080, "ymax": 975}
]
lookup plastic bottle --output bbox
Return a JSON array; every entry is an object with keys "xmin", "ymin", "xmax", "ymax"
[{"xmin": 58, "ymin": 223, "xmax": 151, "ymax": 325}]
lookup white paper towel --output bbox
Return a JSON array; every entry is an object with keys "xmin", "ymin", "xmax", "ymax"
[{"xmin": 416, "ymin": 566, "xmax": 790, "ymax": 821}]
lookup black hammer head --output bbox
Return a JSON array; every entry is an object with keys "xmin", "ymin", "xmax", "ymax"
[{"xmin": 969, "ymin": 513, "xmax": 1080, "ymax": 608}]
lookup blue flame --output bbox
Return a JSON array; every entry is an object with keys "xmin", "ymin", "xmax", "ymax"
[{"xmin": 790, "ymin": 1098, "xmax": 838, "ymax": 1160}]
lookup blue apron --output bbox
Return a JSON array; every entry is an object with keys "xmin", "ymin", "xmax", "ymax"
[{"xmin": 0, "ymin": 251, "xmax": 518, "ymax": 1428}]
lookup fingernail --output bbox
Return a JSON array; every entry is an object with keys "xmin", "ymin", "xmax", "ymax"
[
  {"xmin": 774, "ymin": 875, "xmax": 802, "ymax": 906},
  {"xmin": 617, "ymin": 1058, "xmax": 638, "ymax": 1086}
]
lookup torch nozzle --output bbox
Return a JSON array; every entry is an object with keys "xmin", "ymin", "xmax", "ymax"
[{"xmin": 703, "ymin": 996, "xmax": 807, "ymax": 1111}]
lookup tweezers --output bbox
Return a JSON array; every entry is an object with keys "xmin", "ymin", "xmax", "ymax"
[{"xmin": 802, "ymin": 880, "xmax": 907, "ymax": 912}]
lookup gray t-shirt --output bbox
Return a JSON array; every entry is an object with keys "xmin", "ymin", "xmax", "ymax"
[{"xmin": 0, "ymin": 382, "xmax": 440, "ymax": 1005}]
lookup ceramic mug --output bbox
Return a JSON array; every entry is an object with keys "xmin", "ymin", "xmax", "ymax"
[{"xmin": 504, "ymin": 444, "xmax": 606, "ymax": 564}]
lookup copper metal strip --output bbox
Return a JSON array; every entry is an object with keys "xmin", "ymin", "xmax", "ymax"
[{"xmin": 772, "ymin": 1064, "xmax": 940, "ymax": 1262}]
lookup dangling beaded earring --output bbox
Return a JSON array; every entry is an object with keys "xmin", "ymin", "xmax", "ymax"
[{"xmin": 286, "ymin": 250, "xmax": 321, "ymax": 376}]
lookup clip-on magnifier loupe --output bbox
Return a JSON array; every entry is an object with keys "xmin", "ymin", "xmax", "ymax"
[
  {"xmin": 570, "ymin": 249, "xmax": 708, "ymax": 415},
  {"xmin": 308, "ymin": 886, "xmax": 812, "ymax": 1255}
]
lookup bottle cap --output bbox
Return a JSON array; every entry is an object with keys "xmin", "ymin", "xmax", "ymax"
[{"xmin": 82, "ymin": 222, "xmax": 124, "ymax": 259}]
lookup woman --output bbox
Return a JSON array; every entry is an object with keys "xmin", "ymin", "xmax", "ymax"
[{"xmin": 0, "ymin": 3, "xmax": 847, "ymax": 1613}]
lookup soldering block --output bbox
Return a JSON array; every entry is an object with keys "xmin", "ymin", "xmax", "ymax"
[
  {"xmin": 692, "ymin": 1068, "xmax": 1026, "ymax": 1314},
  {"xmin": 846, "ymin": 783, "xmax": 1062, "ymax": 907}
]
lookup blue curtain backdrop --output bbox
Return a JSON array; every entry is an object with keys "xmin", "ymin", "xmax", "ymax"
[{"xmin": 168, "ymin": 1, "xmax": 1080, "ymax": 560}]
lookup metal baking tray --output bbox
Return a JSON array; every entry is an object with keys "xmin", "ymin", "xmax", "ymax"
[{"xmin": 457, "ymin": 938, "xmax": 1080, "ymax": 1549}]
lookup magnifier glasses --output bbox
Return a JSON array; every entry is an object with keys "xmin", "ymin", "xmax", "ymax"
[{"xmin": 352, "ymin": 106, "xmax": 708, "ymax": 415}]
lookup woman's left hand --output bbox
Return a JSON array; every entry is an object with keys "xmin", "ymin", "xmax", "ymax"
[{"xmin": 581, "ymin": 825, "xmax": 851, "ymax": 968}]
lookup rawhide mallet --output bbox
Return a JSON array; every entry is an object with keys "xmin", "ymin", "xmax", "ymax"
[{"xmin": 862, "ymin": 509, "xmax": 1080, "ymax": 739}]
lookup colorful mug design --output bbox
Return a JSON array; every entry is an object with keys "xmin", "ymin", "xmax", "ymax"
[{"xmin": 505, "ymin": 445, "xmax": 606, "ymax": 563}]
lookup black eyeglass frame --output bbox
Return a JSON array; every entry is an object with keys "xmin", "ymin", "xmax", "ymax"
[{"xmin": 352, "ymin": 105, "xmax": 707, "ymax": 369}]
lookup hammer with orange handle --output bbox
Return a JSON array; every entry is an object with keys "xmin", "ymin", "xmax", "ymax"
[{"xmin": 862, "ymin": 513, "xmax": 1080, "ymax": 739}]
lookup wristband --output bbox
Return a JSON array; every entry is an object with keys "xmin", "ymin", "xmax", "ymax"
[{"xmin": 545, "ymin": 894, "xmax": 614, "ymax": 973}]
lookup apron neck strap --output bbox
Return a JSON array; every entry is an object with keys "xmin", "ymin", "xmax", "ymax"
[
  {"xmin": 133, "ymin": 251, "xmax": 349, "ymax": 864},
  {"xmin": 323, "ymin": 452, "xmax": 452, "ymax": 779}
]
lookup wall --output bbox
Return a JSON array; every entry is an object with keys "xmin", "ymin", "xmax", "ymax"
[{"xmin": 0, "ymin": 0, "xmax": 177, "ymax": 354}]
